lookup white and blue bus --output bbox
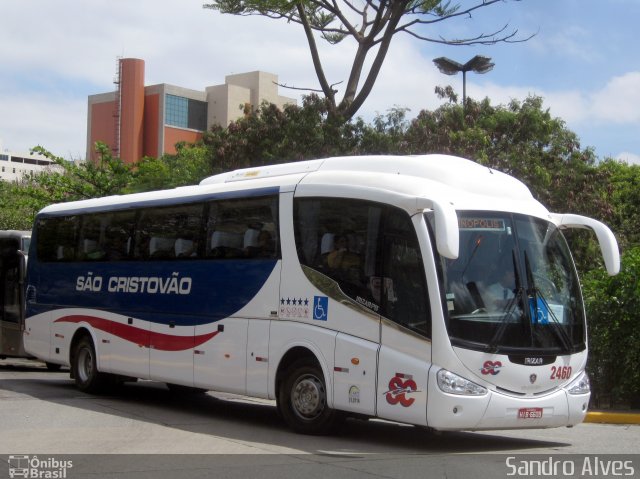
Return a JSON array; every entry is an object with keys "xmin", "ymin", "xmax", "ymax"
[{"xmin": 24, "ymin": 155, "xmax": 619, "ymax": 434}]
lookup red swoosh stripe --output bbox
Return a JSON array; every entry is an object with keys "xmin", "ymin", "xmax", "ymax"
[{"xmin": 55, "ymin": 315, "xmax": 218, "ymax": 351}]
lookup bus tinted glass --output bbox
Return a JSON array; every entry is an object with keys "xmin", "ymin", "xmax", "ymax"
[
  {"xmin": 441, "ymin": 211, "xmax": 585, "ymax": 353},
  {"xmin": 1, "ymin": 237, "xmax": 22, "ymax": 323},
  {"xmin": 295, "ymin": 198, "xmax": 430, "ymax": 336},
  {"xmin": 35, "ymin": 194, "xmax": 279, "ymax": 263}
]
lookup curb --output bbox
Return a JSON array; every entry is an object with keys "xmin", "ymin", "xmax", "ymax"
[{"xmin": 584, "ymin": 411, "xmax": 640, "ymax": 425}]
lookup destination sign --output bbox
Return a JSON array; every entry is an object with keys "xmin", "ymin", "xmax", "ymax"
[{"xmin": 458, "ymin": 217, "xmax": 506, "ymax": 231}]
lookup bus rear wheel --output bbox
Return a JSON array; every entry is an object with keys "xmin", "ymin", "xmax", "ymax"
[
  {"xmin": 278, "ymin": 358, "xmax": 341, "ymax": 435},
  {"xmin": 72, "ymin": 336, "xmax": 106, "ymax": 393}
]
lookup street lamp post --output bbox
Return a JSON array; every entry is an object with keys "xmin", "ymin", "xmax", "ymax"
[{"xmin": 433, "ymin": 55, "xmax": 494, "ymax": 107}]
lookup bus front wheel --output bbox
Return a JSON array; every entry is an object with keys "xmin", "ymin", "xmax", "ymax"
[
  {"xmin": 72, "ymin": 336, "xmax": 106, "ymax": 393},
  {"xmin": 278, "ymin": 358, "xmax": 341, "ymax": 435}
]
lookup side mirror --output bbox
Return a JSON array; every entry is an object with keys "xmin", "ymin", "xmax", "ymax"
[
  {"xmin": 418, "ymin": 198, "xmax": 459, "ymax": 259},
  {"xmin": 551, "ymin": 213, "xmax": 620, "ymax": 276}
]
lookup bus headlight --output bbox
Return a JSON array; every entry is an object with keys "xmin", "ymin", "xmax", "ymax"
[
  {"xmin": 566, "ymin": 371, "xmax": 590, "ymax": 395},
  {"xmin": 437, "ymin": 369, "xmax": 487, "ymax": 396}
]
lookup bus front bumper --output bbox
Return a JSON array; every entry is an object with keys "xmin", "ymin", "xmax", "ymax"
[{"xmin": 427, "ymin": 373, "xmax": 590, "ymax": 431}]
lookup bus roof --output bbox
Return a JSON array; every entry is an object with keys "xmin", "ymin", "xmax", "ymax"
[
  {"xmin": 202, "ymin": 154, "xmax": 546, "ymax": 216},
  {"xmin": 36, "ymin": 155, "xmax": 548, "ymax": 219}
]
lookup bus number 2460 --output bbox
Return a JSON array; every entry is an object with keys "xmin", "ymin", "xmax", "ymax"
[{"xmin": 550, "ymin": 366, "xmax": 572, "ymax": 380}]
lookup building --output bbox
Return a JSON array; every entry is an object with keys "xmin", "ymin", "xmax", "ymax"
[
  {"xmin": 0, "ymin": 140, "xmax": 57, "ymax": 183},
  {"xmin": 87, "ymin": 58, "xmax": 296, "ymax": 164}
]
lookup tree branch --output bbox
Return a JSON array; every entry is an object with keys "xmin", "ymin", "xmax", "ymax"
[
  {"xmin": 274, "ymin": 80, "xmax": 342, "ymax": 93},
  {"xmin": 296, "ymin": 3, "xmax": 337, "ymax": 108}
]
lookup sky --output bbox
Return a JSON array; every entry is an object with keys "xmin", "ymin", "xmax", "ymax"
[{"xmin": 1, "ymin": 0, "xmax": 639, "ymax": 165}]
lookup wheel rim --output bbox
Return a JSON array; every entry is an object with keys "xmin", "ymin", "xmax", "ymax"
[
  {"xmin": 77, "ymin": 346, "xmax": 93, "ymax": 383},
  {"xmin": 291, "ymin": 373, "xmax": 325, "ymax": 420}
]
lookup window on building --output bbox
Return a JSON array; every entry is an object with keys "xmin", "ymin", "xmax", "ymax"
[{"xmin": 165, "ymin": 94, "xmax": 207, "ymax": 131}]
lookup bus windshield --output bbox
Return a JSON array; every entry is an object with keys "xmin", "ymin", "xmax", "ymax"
[{"xmin": 439, "ymin": 211, "xmax": 585, "ymax": 354}]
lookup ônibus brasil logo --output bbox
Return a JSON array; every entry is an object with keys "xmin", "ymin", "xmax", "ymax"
[{"xmin": 8, "ymin": 455, "xmax": 73, "ymax": 479}]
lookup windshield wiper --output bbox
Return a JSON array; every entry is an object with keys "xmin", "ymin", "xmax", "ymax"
[
  {"xmin": 524, "ymin": 251, "xmax": 573, "ymax": 352},
  {"xmin": 461, "ymin": 235, "xmax": 483, "ymax": 282},
  {"xmin": 486, "ymin": 250, "xmax": 525, "ymax": 353}
]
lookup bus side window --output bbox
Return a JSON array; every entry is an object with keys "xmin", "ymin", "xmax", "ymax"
[
  {"xmin": 206, "ymin": 195, "xmax": 279, "ymax": 260},
  {"xmin": 136, "ymin": 203, "xmax": 203, "ymax": 260},
  {"xmin": 381, "ymin": 227, "xmax": 431, "ymax": 336},
  {"xmin": 77, "ymin": 214, "xmax": 105, "ymax": 261},
  {"xmin": 37, "ymin": 216, "xmax": 79, "ymax": 262},
  {"xmin": 294, "ymin": 198, "xmax": 381, "ymax": 312},
  {"xmin": 103, "ymin": 211, "xmax": 136, "ymax": 261},
  {"xmin": 294, "ymin": 198, "xmax": 431, "ymax": 337}
]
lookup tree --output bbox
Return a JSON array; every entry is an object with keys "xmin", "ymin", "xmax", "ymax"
[
  {"xmin": 582, "ymin": 246, "xmax": 640, "ymax": 408},
  {"xmin": 127, "ymin": 142, "xmax": 212, "ymax": 193},
  {"xmin": 594, "ymin": 159, "xmax": 640, "ymax": 252},
  {"xmin": 204, "ymin": 0, "xmax": 530, "ymax": 121},
  {"xmin": 0, "ymin": 181, "xmax": 37, "ymax": 230},
  {"xmin": 2, "ymin": 143, "xmax": 134, "ymax": 230},
  {"xmin": 25, "ymin": 143, "xmax": 133, "ymax": 203},
  {"xmin": 202, "ymin": 94, "xmax": 364, "ymax": 169}
]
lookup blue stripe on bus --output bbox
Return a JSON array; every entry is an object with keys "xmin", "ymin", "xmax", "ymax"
[{"xmin": 26, "ymin": 259, "xmax": 278, "ymax": 326}]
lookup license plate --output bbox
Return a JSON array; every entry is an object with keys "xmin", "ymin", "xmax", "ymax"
[{"xmin": 518, "ymin": 407, "xmax": 543, "ymax": 419}]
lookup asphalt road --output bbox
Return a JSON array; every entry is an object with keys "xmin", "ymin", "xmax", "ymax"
[{"xmin": 1, "ymin": 359, "xmax": 639, "ymax": 478}]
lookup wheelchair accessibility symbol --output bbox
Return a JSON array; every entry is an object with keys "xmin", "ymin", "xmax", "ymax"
[
  {"xmin": 313, "ymin": 296, "xmax": 328, "ymax": 321},
  {"xmin": 529, "ymin": 298, "xmax": 549, "ymax": 325}
]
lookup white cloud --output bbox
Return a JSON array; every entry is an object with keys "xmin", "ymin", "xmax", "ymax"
[
  {"xmin": 529, "ymin": 25, "xmax": 600, "ymax": 64},
  {"xmin": 0, "ymin": 91, "xmax": 86, "ymax": 159},
  {"xmin": 470, "ymin": 72, "xmax": 640, "ymax": 128},
  {"xmin": 591, "ymin": 72, "xmax": 640, "ymax": 124},
  {"xmin": 616, "ymin": 152, "xmax": 640, "ymax": 165}
]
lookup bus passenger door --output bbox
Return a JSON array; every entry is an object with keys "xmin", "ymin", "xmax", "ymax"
[{"xmin": 375, "ymin": 224, "xmax": 431, "ymax": 426}]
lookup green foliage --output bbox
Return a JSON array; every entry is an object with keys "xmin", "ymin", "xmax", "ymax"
[
  {"xmin": 582, "ymin": 247, "xmax": 640, "ymax": 407},
  {"xmin": 202, "ymin": 95, "xmax": 361, "ymax": 169},
  {"xmin": 595, "ymin": 160, "xmax": 640, "ymax": 251},
  {"xmin": 27, "ymin": 143, "xmax": 133, "ymax": 203},
  {"xmin": 0, "ymin": 181, "xmax": 37, "ymax": 230},
  {"xmin": 127, "ymin": 142, "xmax": 211, "ymax": 193},
  {"xmin": 0, "ymin": 142, "xmax": 133, "ymax": 230}
]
